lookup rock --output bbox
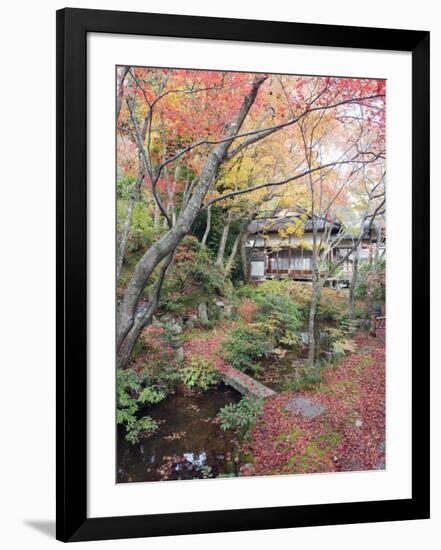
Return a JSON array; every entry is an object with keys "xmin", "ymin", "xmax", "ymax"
[
  {"xmin": 318, "ymin": 331, "xmax": 330, "ymax": 348},
  {"xmin": 224, "ymin": 304, "xmax": 233, "ymax": 319},
  {"xmin": 162, "ymin": 318, "xmax": 184, "ymax": 363},
  {"xmin": 355, "ymin": 419, "xmax": 363, "ymax": 428},
  {"xmin": 215, "ymin": 301, "xmax": 225, "ymax": 320},
  {"xmin": 284, "ymin": 397, "xmax": 327, "ymax": 418},
  {"xmin": 198, "ymin": 302, "xmax": 209, "ymax": 325},
  {"xmin": 185, "ymin": 315, "xmax": 198, "ymax": 330},
  {"xmin": 174, "ymin": 347, "xmax": 184, "ymax": 363},
  {"xmin": 239, "ymin": 463, "xmax": 255, "ymax": 476}
]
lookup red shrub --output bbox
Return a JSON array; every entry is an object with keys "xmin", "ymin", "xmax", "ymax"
[{"xmin": 237, "ymin": 299, "xmax": 258, "ymax": 323}]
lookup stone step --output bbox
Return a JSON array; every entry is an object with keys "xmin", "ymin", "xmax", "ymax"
[{"xmin": 218, "ymin": 365, "xmax": 277, "ymax": 399}]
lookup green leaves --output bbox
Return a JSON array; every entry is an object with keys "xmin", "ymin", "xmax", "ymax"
[
  {"xmin": 332, "ymin": 339, "xmax": 357, "ymax": 357},
  {"xmin": 124, "ymin": 417, "xmax": 159, "ymax": 445},
  {"xmin": 223, "ymin": 325, "xmax": 272, "ymax": 374},
  {"xmin": 116, "ymin": 368, "xmax": 166, "ymax": 444},
  {"xmin": 217, "ymin": 397, "xmax": 263, "ymax": 432},
  {"xmin": 180, "ymin": 356, "xmax": 220, "ymax": 391},
  {"xmin": 138, "ymin": 386, "xmax": 166, "ymax": 404},
  {"xmin": 254, "ymin": 293, "xmax": 303, "ymax": 342}
]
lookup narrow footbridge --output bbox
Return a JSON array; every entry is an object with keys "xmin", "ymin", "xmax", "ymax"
[{"xmin": 218, "ymin": 365, "xmax": 276, "ymax": 399}]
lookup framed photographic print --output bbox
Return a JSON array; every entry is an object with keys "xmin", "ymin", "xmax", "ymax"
[{"xmin": 56, "ymin": 8, "xmax": 430, "ymax": 542}]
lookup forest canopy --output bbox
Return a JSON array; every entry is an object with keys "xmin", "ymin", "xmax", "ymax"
[{"xmin": 116, "ymin": 66, "xmax": 385, "ymax": 370}]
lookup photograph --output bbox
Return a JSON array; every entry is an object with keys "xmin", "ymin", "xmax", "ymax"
[
  {"xmin": 0, "ymin": 1, "xmax": 433, "ymax": 546},
  {"xmin": 115, "ymin": 66, "xmax": 386, "ymax": 483}
]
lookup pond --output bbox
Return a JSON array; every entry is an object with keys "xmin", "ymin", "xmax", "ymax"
[
  {"xmin": 258, "ymin": 351, "xmax": 308, "ymax": 392},
  {"xmin": 117, "ymin": 383, "xmax": 242, "ymax": 483}
]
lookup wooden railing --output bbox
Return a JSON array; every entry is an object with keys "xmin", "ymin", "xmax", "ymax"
[
  {"xmin": 375, "ymin": 316, "xmax": 386, "ymax": 329},
  {"xmin": 266, "ymin": 268, "xmax": 313, "ymax": 276}
]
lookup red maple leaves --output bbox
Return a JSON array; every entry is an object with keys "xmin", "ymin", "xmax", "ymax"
[{"xmin": 242, "ymin": 332, "xmax": 386, "ymax": 476}]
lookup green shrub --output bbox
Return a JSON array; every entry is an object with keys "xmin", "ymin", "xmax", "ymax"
[
  {"xmin": 336, "ymin": 315, "xmax": 352, "ymax": 333},
  {"xmin": 116, "ymin": 174, "xmax": 136, "ymax": 200},
  {"xmin": 254, "ymin": 293, "xmax": 303, "ymax": 343},
  {"xmin": 235, "ymin": 283, "xmax": 303, "ymax": 347},
  {"xmin": 217, "ymin": 397, "xmax": 263, "ymax": 432},
  {"xmin": 130, "ymin": 337, "xmax": 152, "ymax": 359},
  {"xmin": 332, "ymin": 339, "xmax": 356, "ymax": 359},
  {"xmin": 180, "ymin": 356, "xmax": 220, "ymax": 391},
  {"xmin": 223, "ymin": 325, "xmax": 272, "ymax": 374},
  {"xmin": 117, "ymin": 199, "xmax": 157, "ymax": 254},
  {"xmin": 279, "ymin": 330, "xmax": 303, "ymax": 352},
  {"xmin": 237, "ymin": 280, "xmax": 292, "ymax": 300},
  {"xmin": 152, "ymin": 359, "xmax": 182, "ymax": 392},
  {"xmin": 316, "ymin": 299, "xmax": 344, "ymax": 324},
  {"xmin": 355, "ymin": 259, "xmax": 386, "ymax": 302},
  {"xmin": 354, "ymin": 305, "xmax": 364, "ymax": 319},
  {"xmin": 283, "ymin": 366, "xmax": 322, "ymax": 392},
  {"xmin": 159, "ymin": 237, "xmax": 225, "ymax": 314},
  {"xmin": 116, "ymin": 368, "xmax": 166, "ymax": 444},
  {"xmin": 326, "ymin": 327, "xmax": 345, "ymax": 343}
]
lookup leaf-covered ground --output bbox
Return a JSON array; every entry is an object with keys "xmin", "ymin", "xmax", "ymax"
[
  {"xmin": 138, "ymin": 310, "xmax": 386, "ymax": 477},
  {"xmin": 241, "ymin": 331, "xmax": 385, "ymax": 476}
]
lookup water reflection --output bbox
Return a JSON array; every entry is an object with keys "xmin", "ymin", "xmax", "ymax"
[{"xmin": 117, "ymin": 384, "xmax": 241, "ymax": 483}]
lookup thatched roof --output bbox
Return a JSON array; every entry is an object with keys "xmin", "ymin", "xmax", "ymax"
[{"xmin": 247, "ymin": 214, "xmax": 341, "ymax": 235}]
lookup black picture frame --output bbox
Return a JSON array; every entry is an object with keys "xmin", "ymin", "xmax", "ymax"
[{"xmin": 56, "ymin": 7, "xmax": 430, "ymax": 543}]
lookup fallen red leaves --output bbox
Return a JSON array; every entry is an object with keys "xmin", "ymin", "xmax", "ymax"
[
  {"xmin": 183, "ymin": 330, "xmax": 227, "ymax": 370},
  {"xmin": 242, "ymin": 332, "xmax": 386, "ymax": 476}
]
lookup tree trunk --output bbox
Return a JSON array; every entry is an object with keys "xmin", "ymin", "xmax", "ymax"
[
  {"xmin": 364, "ymin": 240, "xmax": 374, "ymax": 332},
  {"xmin": 116, "ymin": 166, "xmax": 145, "ymax": 282},
  {"xmin": 307, "ymin": 277, "xmax": 322, "ymax": 367},
  {"xmin": 216, "ymin": 221, "xmax": 230, "ymax": 267},
  {"xmin": 116, "ymin": 292, "xmax": 159, "ymax": 369},
  {"xmin": 240, "ymin": 231, "xmax": 250, "ymax": 280},
  {"xmin": 348, "ymin": 245, "xmax": 359, "ymax": 321},
  {"xmin": 116, "ymin": 76, "xmax": 268, "ymax": 362},
  {"xmin": 366, "ymin": 268, "xmax": 378, "ymax": 337},
  {"xmin": 165, "ymin": 163, "xmax": 180, "ymax": 227},
  {"xmin": 116, "ymin": 66, "xmax": 130, "ymax": 122},
  {"xmin": 198, "ymin": 302, "xmax": 209, "ymax": 325},
  {"xmin": 117, "ymin": 253, "xmax": 174, "ymax": 369},
  {"xmin": 225, "ymin": 232, "xmax": 241, "ymax": 274},
  {"xmin": 201, "ymin": 205, "xmax": 212, "ymax": 248}
]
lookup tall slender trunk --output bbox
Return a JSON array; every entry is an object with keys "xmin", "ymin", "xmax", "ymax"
[
  {"xmin": 375, "ymin": 226, "xmax": 382, "ymax": 264},
  {"xmin": 240, "ymin": 231, "xmax": 250, "ymax": 280},
  {"xmin": 225, "ymin": 232, "xmax": 241, "ymax": 274},
  {"xmin": 116, "ymin": 66, "xmax": 130, "ymax": 122},
  {"xmin": 165, "ymin": 163, "xmax": 180, "ymax": 227},
  {"xmin": 364, "ymin": 239, "xmax": 374, "ymax": 331},
  {"xmin": 116, "ymin": 165, "xmax": 145, "ymax": 282},
  {"xmin": 201, "ymin": 205, "xmax": 212, "ymax": 248},
  {"xmin": 216, "ymin": 221, "xmax": 230, "ymax": 267},
  {"xmin": 348, "ymin": 245, "xmax": 359, "ymax": 320},
  {"xmin": 366, "ymin": 273, "xmax": 377, "ymax": 337},
  {"xmin": 153, "ymin": 202, "xmax": 161, "ymax": 228},
  {"xmin": 307, "ymin": 275, "xmax": 322, "ymax": 367}
]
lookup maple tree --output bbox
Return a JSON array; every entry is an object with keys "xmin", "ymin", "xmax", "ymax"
[{"xmin": 116, "ymin": 67, "xmax": 386, "ymax": 369}]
